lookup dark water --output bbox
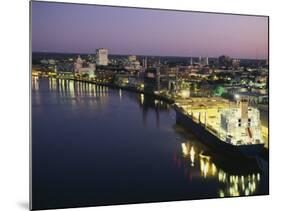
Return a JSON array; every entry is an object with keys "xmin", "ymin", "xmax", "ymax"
[{"xmin": 32, "ymin": 77, "xmax": 268, "ymax": 210}]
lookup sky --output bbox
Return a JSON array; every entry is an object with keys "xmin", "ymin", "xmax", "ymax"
[{"xmin": 31, "ymin": 1, "xmax": 269, "ymax": 59}]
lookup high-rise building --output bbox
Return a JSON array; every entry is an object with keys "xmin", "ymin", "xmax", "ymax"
[
  {"xmin": 142, "ymin": 57, "xmax": 147, "ymax": 70},
  {"xmin": 96, "ymin": 48, "xmax": 108, "ymax": 66}
]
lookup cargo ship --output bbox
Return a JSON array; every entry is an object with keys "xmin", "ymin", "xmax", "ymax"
[{"xmin": 174, "ymin": 98, "xmax": 264, "ymax": 158}]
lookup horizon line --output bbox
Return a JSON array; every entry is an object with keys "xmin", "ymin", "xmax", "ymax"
[{"xmin": 32, "ymin": 51, "xmax": 268, "ymax": 61}]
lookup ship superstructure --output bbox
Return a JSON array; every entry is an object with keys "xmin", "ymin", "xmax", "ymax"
[{"xmin": 220, "ymin": 99, "xmax": 263, "ymax": 146}]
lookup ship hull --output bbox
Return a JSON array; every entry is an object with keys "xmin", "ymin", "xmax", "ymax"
[{"xmin": 174, "ymin": 106, "xmax": 264, "ymax": 159}]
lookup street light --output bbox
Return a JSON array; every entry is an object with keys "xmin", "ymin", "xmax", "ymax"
[{"xmin": 235, "ymin": 94, "xmax": 240, "ymax": 106}]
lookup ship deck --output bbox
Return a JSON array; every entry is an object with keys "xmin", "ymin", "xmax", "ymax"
[{"xmin": 175, "ymin": 97, "xmax": 237, "ymax": 141}]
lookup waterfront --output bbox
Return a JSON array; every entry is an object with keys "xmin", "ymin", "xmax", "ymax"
[{"xmin": 32, "ymin": 77, "xmax": 269, "ymax": 209}]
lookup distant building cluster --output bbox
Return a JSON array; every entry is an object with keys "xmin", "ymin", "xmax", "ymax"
[{"xmin": 33, "ymin": 50, "xmax": 268, "ymax": 106}]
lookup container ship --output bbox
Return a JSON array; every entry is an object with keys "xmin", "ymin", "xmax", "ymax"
[{"xmin": 174, "ymin": 97, "xmax": 264, "ymax": 158}]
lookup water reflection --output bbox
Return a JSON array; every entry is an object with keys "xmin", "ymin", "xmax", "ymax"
[
  {"xmin": 32, "ymin": 77, "xmax": 268, "ymax": 204},
  {"xmin": 32, "ymin": 76, "xmax": 41, "ymax": 105},
  {"xmin": 32, "ymin": 76, "xmax": 39, "ymax": 91},
  {"xmin": 179, "ymin": 140, "xmax": 262, "ymax": 197},
  {"xmin": 140, "ymin": 93, "xmax": 144, "ymax": 105},
  {"xmin": 32, "ymin": 77, "xmax": 110, "ymax": 108},
  {"xmin": 119, "ymin": 89, "xmax": 122, "ymax": 99},
  {"xmin": 49, "ymin": 77, "xmax": 57, "ymax": 91},
  {"xmin": 133, "ymin": 92, "xmax": 170, "ymax": 128}
]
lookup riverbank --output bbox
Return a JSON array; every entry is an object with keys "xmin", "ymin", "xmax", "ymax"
[{"xmin": 69, "ymin": 77, "xmax": 176, "ymax": 104}]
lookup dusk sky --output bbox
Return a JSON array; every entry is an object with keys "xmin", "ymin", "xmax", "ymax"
[{"xmin": 32, "ymin": 1, "xmax": 268, "ymax": 59}]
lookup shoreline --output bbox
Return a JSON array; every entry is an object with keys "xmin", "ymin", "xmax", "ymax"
[{"xmin": 68, "ymin": 77, "xmax": 176, "ymax": 104}]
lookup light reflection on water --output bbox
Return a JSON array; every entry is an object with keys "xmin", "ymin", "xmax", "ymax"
[
  {"xmin": 179, "ymin": 140, "xmax": 263, "ymax": 198},
  {"xmin": 32, "ymin": 76, "xmax": 39, "ymax": 91}
]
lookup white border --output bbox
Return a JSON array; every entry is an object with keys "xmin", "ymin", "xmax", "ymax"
[{"xmin": 1, "ymin": 0, "xmax": 280, "ymax": 211}]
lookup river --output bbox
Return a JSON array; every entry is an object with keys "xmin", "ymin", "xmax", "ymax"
[{"xmin": 32, "ymin": 77, "xmax": 268, "ymax": 210}]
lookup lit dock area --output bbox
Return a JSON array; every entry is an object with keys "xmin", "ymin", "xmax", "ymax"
[{"xmin": 175, "ymin": 97, "xmax": 237, "ymax": 136}]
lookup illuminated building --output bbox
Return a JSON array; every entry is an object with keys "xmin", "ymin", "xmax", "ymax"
[
  {"xmin": 76, "ymin": 64, "xmax": 96, "ymax": 79},
  {"xmin": 74, "ymin": 55, "xmax": 83, "ymax": 72},
  {"xmin": 74, "ymin": 56, "xmax": 96, "ymax": 78},
  {"xmin": 234, "ymin": 92, "xmax": 268, "ymax": 104},
  {"xmin": 48, "ymin": 59, "xmax": 56, "ymax": 65},
  {"xmin": 96, "ymin": 48, "xmax": 108, "ymax": 66},
  {"xmin": 125, "ymin": 55, "xmax": 141, "ymax": 71},
  {"xmin": 128, "ymin": 55, "xmax": 137, "ymax": 62}
]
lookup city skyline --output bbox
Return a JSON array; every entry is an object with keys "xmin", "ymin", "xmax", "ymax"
[{"xmin": 32, "ymin": 2, "xmax": 268, "ymax": 59}]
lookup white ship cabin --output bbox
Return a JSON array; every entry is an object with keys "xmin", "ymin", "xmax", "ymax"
[{"xmin": 219, "ymin": 99, "xmax": 263, "ymax": 145}]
